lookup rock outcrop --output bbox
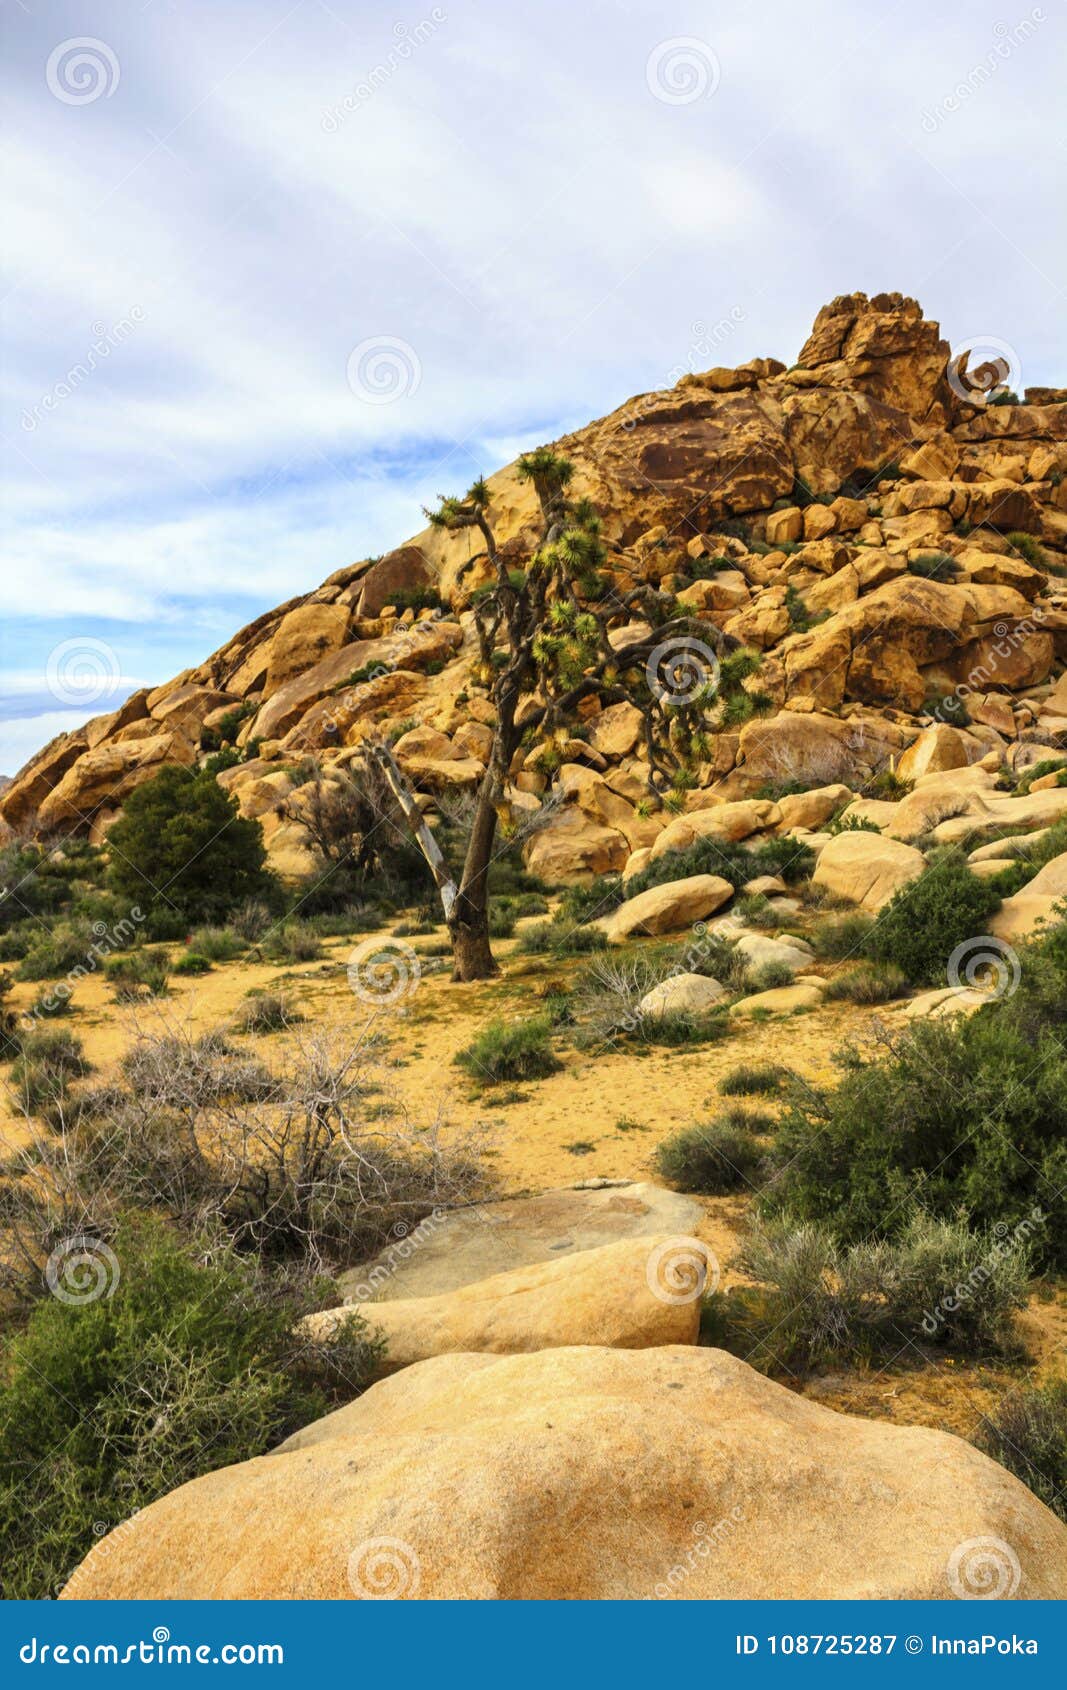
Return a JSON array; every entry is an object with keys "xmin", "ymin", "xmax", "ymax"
[{"xmin": 62, "ymin": 1345, "xmax": 1067, "ymax": 1600}]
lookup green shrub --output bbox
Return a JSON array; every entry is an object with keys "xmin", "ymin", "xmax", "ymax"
[
  {"xmin": 172, "ymin": 952, "xmax": 213, "ymax": 975},
  {"xmin": 8, "ymin": 1029, "xmax": 90, "ymax": 1113},
  {"xmin": 261, "ymin": 922, "xmax": 323, "ymax": 964},
  {"xmin": 718, "ymin": 1062, "xmax": 788, "ymax": 1096},
  {"xmin": 823, "ymin": 962, "xmax": 909, "ymax": 1003},
  {"xmin": 923, "ymin": 691, "xmax": 971, "ymax": 728},
  {"xmin": 733, "ymin": 1212, "xmax": 1029, "ymax": 1372},
  {"xmin": 811, "ymin": 912, "xmax": 874, "ymax": 960},
  {"xmin": 746, "ymin": 960, "xmax": 796, "ymax": 992},
  {"xmin": 977, "ymin": 1379, "xmax": 1067, "ymax": 1522},
  {"xmin": 455, "ymin": 1016, "xmax": 561, "ymax": 1084},
  {"xmin": 625, "ymin": 835, "xmax": 815, "ymax": 902},
  {"xmin": 187, "ymin": 926, "xmax": 246, "ymax": 962},
  {"xmin": 1005, "ymin": 531, "xmax": 1048, "ymax": 569},
  {"xmin": 763, "ymin": 921, "xmax": 1067, "ymax": 1262},
  {"xmin": 636, "ymin": 1008, "xmax": 730, "ymax": 1047},
  {"xmin": 827, "ymin": 812, "xmax": 880, "ymax": 836},
  {"xmin": 0, "ymin": 1217, "xmax": 382, "ymax": 1598},
  {"xmin": 654, "ymin": 1118, "xmax": 765, "ymax": 1193},
  {"xmin": 16, "ymin": 922, "xmax": 97, "ymax": 983},
  {"xmin": 105, "ymin": 952, "xmax": 171, "ymax": 1001},
  {"xmin": 517, "ymin": 921, "xmax": 607, "ymax": 956},
  {"xmin": 864, "ymin": 853, "xmax": 1000, "ymax": 984},
  {"xmin": 107, "ymin": 766, "xmax": 274, "ymax": 925},
  {"xmin": 908, "ymin": 552, "xmax": 958, "ymax": 583}
]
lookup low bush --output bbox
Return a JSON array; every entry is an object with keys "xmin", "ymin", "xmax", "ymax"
[
  {"xmin": 762, "ymin": 920, "xmax": 1067, "ymax": 1262},
  {"xmin": 864, "ymin": 853, "xmax": 1001, "ymax": 985},
  {"xmin": 654, "ymin": 1118, "xmax": 765, "ymax": 1193},
  {"xmin": 105, "ymin": 952, "xmax": 171, "ymax": 1001},
  {"xmin": 261, "ymin": 922, "xmax": 323, "ymax": 964},
  {"xmin": 746, "ymin": 960, "xmax": 796, "ymax": 992},
  {"xmin": 977, "ymin": 1379, "xmax": 1067, "ymax": 1522},
  {"xmin": 455, "ymin": 1016, "xmax": 561, "ymax": 1084},
  {"xmin": 172, "ymin": 952, "xmax": 213, "ymax": 976},
  {"xmin": 16, "ymin": 922, "xmax": 97, "ymax": 983},
  {"xmin": 635, "ymin": 1009, "xmax": 730, "ymax": 1047},
  {"xmin": 907, "ymin": 552, "xmax": 959, "ymax": 583},
  {"xmin": 0, "ymin": 1217, "xmax": 382, "ymax": 1598},
  {"xmin": 733, "ymin": 1211, "xmax": 1029, "ymax": 1371},
  {"xmin": 718, "ymin": 1062, "xmax": 788, "ymax": 1096},
  {"xmin": 232, "ymin": 991, "xmax": 304, "ymax": 1034},
  {"xmin": 516, "ymin": 921, "xmax": 607, "ymax": 957},
  {"xmin": 7, "ymin": 1029, "xmax": 91, "ymax": 1113},
  {"xmin": 823, "ymin": 962, "xmax": 909, "ymax": 1004},
  {"xmin": 811, "ymin": 912, "xmax": 874, "ymax": 960},
  {"xmin": 187, "ymin": 926, "xmax": 246, "ymax": 962},
  {"xmin": 625, "ymin": 835, "xmax": 815, "ymax": 902}
]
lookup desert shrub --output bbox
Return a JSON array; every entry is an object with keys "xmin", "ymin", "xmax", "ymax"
[
  {"xmin": 745, "ymin": 960, "xmax": 796, "ymax": 992},
  {"xmin": 923, "ymin": 691, "xmax": 971, "ymax": 728},
  {"xmin": 107, "ymin": 766, "xmax": 275, "ymax": 925},
  {"xmin": 7, "ymin": 1029, "xmax": 90, "ymax": 1113},
  {"xmin": 811, "ymin": 912, "xmax": 874, "ymax": 960},
  {"xmin": 654, "ymin": 1119, "xmax": 765, "ymax": 1193},
  {"xmin": 172, "ymin": 952, "xmax": 213, "ymax": 975},
  {"xmin": 734, "ymin": 1212, "xmax": 1029, "ymax": 1371},
  {"xmin": 455, "ymin": 1016, "xmax": 561, "ymax": 1084},
  {"xmin": 718, "ymin": 1062, "xmax": 788, "ymax": 1096},
  {"xmin": 232, "ymin": 990, "xmax": 304, "ymax": 1034},
  {"xmin": 229, "ymin": 899, "xmax": 274, "ymax": 942},
  {"xmin": 556, "ymin": 878, "xmax": 625, "ymax": 924},
  {"xmin": 977, "ymin": 1380, "xmax": 1067, "ymax": 1522},
  {"xmin": 1005, "ymin": 531, "xmax": 1048, "ymax": 570},
  {"xmin": 1013, "ymin": 760, "xmax": 1067, "ymax": 798},
  {"xmin": 859, "ymin": 767, "xmax": 913, "ymax": 800},
  {"xmin": 487, "ymin": 905, "xmax": 516, "ymax": 939},
  {"xmin": 907, "ymin": 551, "xmax": 958, "ymax": 582},
  {"xmin": 516, "ymin": 921, "xmax": 607, "ymax": 957},
  {"xmin": 0, "ymin": 1217, "xmax": 382, "ymax": 1599},
  {"xmin": 823, "ymin": 962, "xmax": 909, "ymax": 1004},
  {"xmin": 187, "ymin": 925, "xmax": 246, "ymax": 962},
  {"xmin": 827, "ymin": 812, "xmax": 880, "ymax": 836},
  {"xmin": 105, "ymin": 951, "xmax": 171, "ymax": 1001},
  {"xmin": 625, "ymin": 835, "xmax": 815, "ymax": 901},
  {"xmin": 763, "ymin": 924, "xmax": 1067, "ymax": 1262},
  {"xmin": 635, "ymin": 1009, "xmax": 730, "ymax": 1047},
  {"xmin": 864, "ymin": 853, "xmax": 1000, "ymax": 984},
  {"xmin": 261, "ymin": 921, "xmax": 323, "ymax": 964},
  {"xmin": 16, "ymin": 922, "xmax": 99, "ymax": 983}
]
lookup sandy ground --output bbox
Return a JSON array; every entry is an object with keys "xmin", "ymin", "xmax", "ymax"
[{"xmin": 4, "ymin": 923, "xmax": 1063, "ymax": 1440}]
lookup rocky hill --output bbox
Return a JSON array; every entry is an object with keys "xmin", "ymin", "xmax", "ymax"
[{"xmin": 5, "ymin": 290, "xmax": 1067, "ymax": 888}]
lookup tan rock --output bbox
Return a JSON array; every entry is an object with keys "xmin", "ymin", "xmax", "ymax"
[
  {"xmin": 638, "ymin": 973, "xmax": 727, "ymax": 1019},
  {"xmin": 812, "ymin": 830, "xmax": 925, "ymax": 911},
  {"xmin": 586, "ymin": 701, "xmax": 643, "ymax": 759},
  {"xmin": 649, "ymin": 800, "xmax": 779, "ymax": 861},
  {"xmin": 36, "ymin": 733, "xmax": 196, "ymax": 831},
  {"xmin": 305, "ymin": 1237, "xmax": 702, "ymax": 1372},
  {"xmin": 777, "ymin": 784, "xmax": 853, "ymax": 830},
  {"xmin": 264, "ymin": 602, "xmax": 352, "ymax": 694},
  {"xmin": 61, "ymin": 1342, "xmax": 1067, "ymax": 1600},
  {"xmin": 602, "ymin": 874, "xmax": 734, "ymax": 942},
  {"xmin": 765, "ymin": 506, "xmax": 803, "ymax": 545},
  {"xmin": 522, "ymin": 806, "xmax": 629, "ymax": 883},
  {"xmin": 730, "ymin": 981, "xmax": 825, "ymax": 1016},
  {"xmin": 896, "ymin": 724, "xmax": 974, "ymax": 783}
]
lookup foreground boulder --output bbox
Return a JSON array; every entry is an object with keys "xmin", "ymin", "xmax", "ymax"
[
  {"xmin": 305, "ymin": 1236, "xmax": 704, "ymax": 1372},
  {"xmin": 62, "ymin": 1345, "xmax": 1067, "ymax": 1600},
  {"xmin": 601, "ymin": 873, "xmax": 733, "ymax": 942}
]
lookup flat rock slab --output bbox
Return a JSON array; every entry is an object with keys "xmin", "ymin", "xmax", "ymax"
[{"xmin": 337, "ymin": 1180, "xmax": 702, "ymax": 1304}]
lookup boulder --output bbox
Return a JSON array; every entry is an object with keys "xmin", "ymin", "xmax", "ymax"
[
  {"xmin": 902, "ymin": 987, "xmax": 989, "ymax": 1020},
  {"xmin": 305, "ymin": 1236, "xmax": 703, "ymax": 1373},
  {"xmin": 777, "ymin": 784, "xmax": 853, "ymax": 831},
  {"xmin": 648, "ymin": 800, "xmax": 779, "ymax": 861},
  {"xmin": 729, "ymin": 981, "xmax": 826, "ymax": 1016},
  {"xmin": 62, "ymin": 1344, "xmax": 1067, "ymax": 1600},
  {"xmin": 602, "ymin": 874, "xmax": 734, "ymax": 942},
  {"xmin": 338, "ymin": 1182, "xmax": 704, "ymax": 1304},
  {"xmin": 354, "ymin": 546, "xmax": 432, "ymax": 618},
  {"xmin": 585, "ymin": 701, "xmax": 643, "ymax": 759},
  {"xmin": 812, "ymin": 831, "xmax": 925, "ymax": 911},
  {"xmin": 522, "ymin": 806, "xmax": 629, "ymax": 884},
  {"xmin": 734, "ymin": 933, "xmax": 814, "ymax": 977},
  {"xmin": 896, "ymin": 724, "xmax": 974, "ymax": 783},
  {"xmin": 637, "ymin": 973, "xmax": 726, "ymax": 1019},
  {"xmin": 36, "ymin": 733, "xmax": 196, "ymax": 831},
  {"xmin": 263, "ymin": 602, "xmax": 353, "ymax": 693}
]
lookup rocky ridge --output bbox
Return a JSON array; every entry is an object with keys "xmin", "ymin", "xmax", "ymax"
[{"xmin": 4, "ymin": 290, "xmax": 1067, "ymax": 890}]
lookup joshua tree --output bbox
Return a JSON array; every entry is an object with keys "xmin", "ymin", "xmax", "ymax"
[{"xmin": 366, "ymin": 448, "xmax": 759, "ymax": 980}]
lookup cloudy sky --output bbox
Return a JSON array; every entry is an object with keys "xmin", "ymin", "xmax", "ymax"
[{"xmin": 2, "ymin": 0, "xmax": 1063, "ymax": 774}]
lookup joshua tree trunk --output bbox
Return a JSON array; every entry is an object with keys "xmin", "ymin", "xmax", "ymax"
[{"xmin": 446, "ymin": 760, "xmax": 502, "ymax": 981}]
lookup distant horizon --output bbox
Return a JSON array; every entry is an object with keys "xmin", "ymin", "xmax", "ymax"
[{"xmin": 4, "ymin": 0, "xmax": 1064, "ymax": 774}]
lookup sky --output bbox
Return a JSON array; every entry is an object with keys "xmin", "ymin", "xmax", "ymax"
[{"xmin": 2, "ymin": 0, "xmax": 1064, "ymax": 775}]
